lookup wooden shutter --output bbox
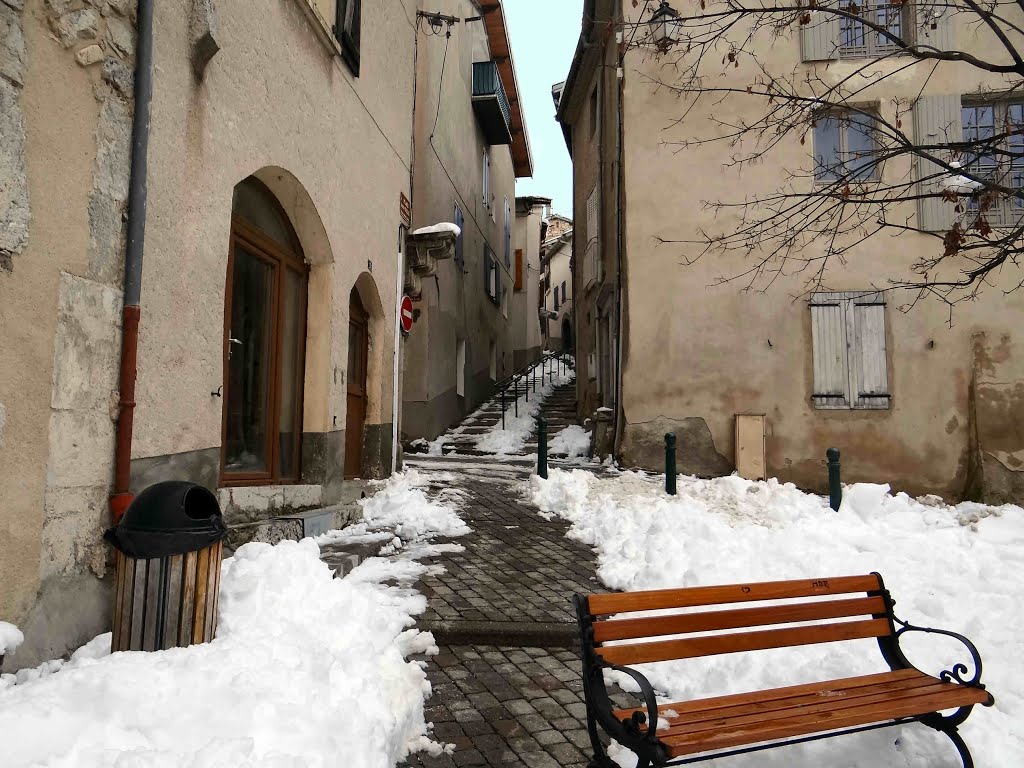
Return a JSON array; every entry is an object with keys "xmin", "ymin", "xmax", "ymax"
[
  {"xmin": 514, "ymin": 249, "xmax": 524, "ymax": 290},
  {"xmin": 916, "ymin": 0, "xmax": 954, "ymax": 52},
  {"xmin": 504, "ymin": 198, "xmax": 512, "ymax": 267},
  {"xmin": 586, "ymin": 186, "xmax": 599, "ymax": 286},
  {"xmin": 483, "ymin": 246, "xmax": 490, "ymax": 294},
  {"xmin": 454, "ymin": 205, "xmax": 464, "ymax": 266},
  {"xmin": 851, "ymin": 294, "xmax": 890, "ymax": 409},
  {"xmin": 800, "ymin": 4, "xmax": 840, "ymax": 62},
  {"xmin": 913, "ymin": 94, "xmax": 962, "ymax": 231},
  {"xmin": 810, "ymin": 293, "xmax": 850, "ymax": 409}
]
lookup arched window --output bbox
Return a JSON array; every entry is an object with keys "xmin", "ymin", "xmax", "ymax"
[{"xmin": 222, "ymin": 178, "xmax": 308, "ymax": 484}]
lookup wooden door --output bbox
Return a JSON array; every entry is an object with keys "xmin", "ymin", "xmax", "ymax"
[{"xmin": 345, "ymin": 290, "xmax": 369, "ymax": 479}]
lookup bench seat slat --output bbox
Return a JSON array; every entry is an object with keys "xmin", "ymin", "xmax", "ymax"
[
  {"xmin": 587, "ymin": 575, "xmax": 882, "ymax": 616},
  {"xmin": 614, "ymin": 669, "xmax": 923, "ymax": 722},
  {"xmin": 593, "ymin": 596, "xmax": 887, "ymax": 643},
  {"xmin": 658, "ymin": 677, "xmax": 952, "ymax": 736},
  {"xmin": 597, "ymin": 618, "xmax": 892, "ymax": 666},
  {"xmin": 660, "ymin": 682, "xmax": 992, "ymax": 757}
]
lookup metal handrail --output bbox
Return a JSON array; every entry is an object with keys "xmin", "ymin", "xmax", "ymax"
[{"xmin": 494, "ymin": 351, "xmax": 575, "ymax": 429}]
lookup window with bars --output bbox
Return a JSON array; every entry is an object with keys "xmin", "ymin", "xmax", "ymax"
[
  {"xmin": 838, "ymin": 0, "xmax": 905, "ymax": 59},
  {"xmin": 814, "ymin": 110, "xmax": 881, "ymax": 182},
  {"xmin": 961, "ymin": 100, "xmax": 1024, "ymax": 226}
]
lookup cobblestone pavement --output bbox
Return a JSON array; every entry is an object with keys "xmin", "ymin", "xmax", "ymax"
[
  {"xmin": 392, "ymin": 465, "xmax": 636, "ymax": 767},
  {"xmin": 403, "ymin": 644, "xmax": 639, "ymax": 768},
  {"xmin": 416, "ymin": 479, "xmax": 603, "ymax": 629}
]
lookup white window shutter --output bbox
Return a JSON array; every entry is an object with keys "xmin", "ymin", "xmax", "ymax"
[
  {"xmin": 912, "ymin": 94, "xmax": 962, "ymax": 231},
  {"xmin": 586, "ymin": 186, "xmax": 599, "ymax": 287},
  {"xmin": 850, "ymin": 294, "xmax": 890, "ymax": 409},
  {"xmin": 916, "ymin": 0, "xmax": 954, "ymax": 52},
  {"xmin": 810, "ymin": 294, "xmax": 850, "ymax": 408},
  {"xmin": 800, "ymin": 5, "xmax": 839, "ymax": 62}
]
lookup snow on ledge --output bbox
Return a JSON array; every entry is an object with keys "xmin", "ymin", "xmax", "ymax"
[{"xmin": 412, "ymin": 222, "xmax": 461, "ymax": 237}]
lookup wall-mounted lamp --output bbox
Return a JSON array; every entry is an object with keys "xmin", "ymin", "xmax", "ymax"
[{"xmin": 649, "ymin": 0, "xmax": 682, "ymax": 51}]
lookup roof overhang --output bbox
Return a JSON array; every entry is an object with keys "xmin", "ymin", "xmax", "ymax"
[{"xmin": 479, "ymin": 1, "xmax": 533, "ymax": 178}]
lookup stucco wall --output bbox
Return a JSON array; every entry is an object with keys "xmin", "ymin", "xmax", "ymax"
[
  {"xmin": 615, "ymin": 4, "xmax": 1024, "ymax": 499},
  {"xmin": 1, "ymin": 0, "xmax": 415, "ymax": 670},
  {"xmin": 401, "ymin": 0, "xmax": 519, "ymax": 441},
  {"xmin": 511, "ymin": 198, "xmax": 544, "ymax": 369}
]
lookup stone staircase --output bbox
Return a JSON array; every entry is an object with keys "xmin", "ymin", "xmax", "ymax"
[{"xmin": 406, "ymin": 357, "xmax": 587, "ymax": 464}]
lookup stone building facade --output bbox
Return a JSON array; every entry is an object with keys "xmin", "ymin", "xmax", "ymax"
[
  {"xmin": 1, "ymin": 0, "xmax": 415, "ymax": 669},
  {"xmin": 540, "ymin": 222, "xmax": 573, "ymax": 353},
  {"xmin": 510, "ymin": 195, "xmax": 548, "ymax": 371},
  {"xmin": 400, "ymin": 0, "xmax": 532, "ymax": 441},
  {"xmin": 558, "ymin": 0, "xmax": 1024, "ymax": 502}
]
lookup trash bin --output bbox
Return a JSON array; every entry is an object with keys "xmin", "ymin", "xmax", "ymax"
[{"xmin": 105, "ymin": 481, "xmax": 228, "ymax": 652}]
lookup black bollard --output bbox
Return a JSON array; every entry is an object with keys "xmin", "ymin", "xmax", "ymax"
[
  {"xmin": 665, "ymin": 433, "xmax": 677, "ymax": 495},
  {"xmin": 537, "ymin": 416, "xmax": 548, "ymax": 479},
  {"xmin": 827, "ymin": 448, "xmax": 842, "ymax": 511}
]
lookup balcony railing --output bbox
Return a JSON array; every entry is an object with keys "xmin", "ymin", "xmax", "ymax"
[{"xmin": 472, "ymin": 61, "xmax": 513, "ymax": 146}]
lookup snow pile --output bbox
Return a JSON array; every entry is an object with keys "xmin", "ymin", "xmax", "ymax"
[
  {"xmin": 0, "ymin": 538, "xmax": 440, "ymax": 767},
  {"xmin": 531, "ymin": 469, "xmax": 1024, "ymax": 766},
  {"xmin": 475, "ymin": 364, "xmax": 575, "ymax": 455},
  {"xmin": 357, "ymin": 468, "xmax": 470, "ymax": 540},
  {"xmin": 412, "ymin": 222, "xmax": 461, "ymax": 237},
  {"xmin": 0, "ymin": 622, "xmax": 23, "ymax": 656},
  {"xmin": 548, "ymin": 424, "xmax": 592, "ymax": 460}
]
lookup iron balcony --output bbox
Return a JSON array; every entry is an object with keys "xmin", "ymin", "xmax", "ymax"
[{"xmin": 472, "ymin": 61, "xmax": 513, "ymax": 146}]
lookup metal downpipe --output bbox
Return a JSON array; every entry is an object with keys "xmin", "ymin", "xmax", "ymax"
[{"xmin": 111, "ymin": 0, "xmax": 155, "ymax": 523}]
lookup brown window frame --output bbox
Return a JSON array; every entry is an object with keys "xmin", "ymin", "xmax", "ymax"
[{"xmin": 221, "ymin": 214, "xmax": 309, "ymax": 487}]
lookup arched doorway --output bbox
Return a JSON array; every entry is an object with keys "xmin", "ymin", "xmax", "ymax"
[
  {"xmin": 345, "ymin": 287, "xmax": 369, "ymax": 479},
  {"xmin": 221, "ymin": 177, "xmax": 308, "ymax": 484},
  {"xmin": 561, "ymin": 317, "xmax": 573, "ymax": 353}
]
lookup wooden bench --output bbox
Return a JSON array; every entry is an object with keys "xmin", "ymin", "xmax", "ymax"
[{"xmin": 574, "ymin": 574, "xmax": 993, "ymax": 767}]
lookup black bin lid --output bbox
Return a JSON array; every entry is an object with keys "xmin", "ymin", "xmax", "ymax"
[{"xmin": 105, "ymin": 481, "xmax": 228, "ymax": 559}]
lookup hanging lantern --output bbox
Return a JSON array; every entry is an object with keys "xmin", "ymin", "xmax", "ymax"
[{"xmin": 649, "ymin": 0, "xmax": 681, "ymax": 51}]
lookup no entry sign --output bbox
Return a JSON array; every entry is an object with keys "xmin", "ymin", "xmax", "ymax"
[{"xmin": 400, "ymin": 295, "xmax": 414, "ymax": 334}]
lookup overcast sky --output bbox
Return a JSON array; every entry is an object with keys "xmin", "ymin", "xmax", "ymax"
[{"xmin": 504, "ymin": 0, "xmax": 584, "ymax": 218}]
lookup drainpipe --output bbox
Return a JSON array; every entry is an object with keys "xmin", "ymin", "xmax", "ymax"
[{"xmin": 110, "ymin": 0, "xmax": 155, "ymax": 523}]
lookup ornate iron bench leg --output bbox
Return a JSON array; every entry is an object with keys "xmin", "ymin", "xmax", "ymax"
[
  {"xmin": 943, "ymin": 727, "xmax": 975, "ymax": 768},
  {"xmin": 921, "ymin": 712, "xmax": 975, "ymax": 768}
]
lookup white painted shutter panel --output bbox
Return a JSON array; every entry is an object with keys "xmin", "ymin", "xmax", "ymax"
[
  {"xmin": 916, "ymin": 0, "xmax": 954, "ymax": 52},
  {"xmin": 850, "ymin": 294, "xmax": 890, "ymax": 409},
  {"xmin": 800, "ymin": 4, "xmax": 840, "ymax": 62},
  {"xmin": 912, "ymin": 95, "xmax": 962, "ymax": 231},
  {"xmin": 586, "ymin": 186, "xmax": 599, "ymax": 287},
  {"xmin": 811, "ymin": 293, "xmax": 850, "ymax": 409}
]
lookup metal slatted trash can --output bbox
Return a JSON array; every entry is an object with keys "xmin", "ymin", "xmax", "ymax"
[{"xmin": 105, "ymin": 482, "xmax": 228, "ymax": 652}]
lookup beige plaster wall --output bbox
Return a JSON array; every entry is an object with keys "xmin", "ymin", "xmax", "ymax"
[
  {"xmin": 1, "ymin": 0, "xmax": 135, "ymax": 668},
  {"xmin": 401, "ymin": 0, "xmax": 519, "ymax": 439},
  {"xmin": 135, "ymin": 0, "xmax": 413, "ymax": 464},
  {"xmin": 616, "ymin": 6, "xmax": 1024, "ymax": 499},
  {"xmin": 511, "ymin": 201, "xmax": 544, "ymax": 362},
  {"xmin": 2, "ymin": 0, "xmax": 416, "ymax": 669},
  {"xmin": 543, "ymin": 242, "xmax": 572, "ymax": 344}
]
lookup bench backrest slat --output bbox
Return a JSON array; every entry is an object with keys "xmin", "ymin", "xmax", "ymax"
[
  {"xmin": 592, "ymin": 596, "xmax": 887, "ymax": 643},
  {"xmin": 596, "ymin": 618, "xmax": 892, "ymax": 666},
  {"xmin": 587, "ymin": 575, "xmax": 882, "ymax": 616}
]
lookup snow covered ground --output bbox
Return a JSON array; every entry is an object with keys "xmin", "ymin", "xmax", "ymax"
[
  {"xmin": 530, "ymin": 469, "xmax": 1024, "ymax": 767},
  {"xmin": 0, "ymin": 471, "xmax": 465, "ymax": 768}
]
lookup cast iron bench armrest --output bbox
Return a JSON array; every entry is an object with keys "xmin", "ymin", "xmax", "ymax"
[
  {"xmin": 601, "ymin": 662, "xmax": 660, "ymax": 740},
  {"xmin": 890, "ymin": 617, "xmax": 989, "ymax": 690}
]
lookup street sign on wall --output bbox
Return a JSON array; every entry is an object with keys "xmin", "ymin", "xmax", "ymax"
[{"xmin": 400, "ymin": 295, "xmax": 414, "ymax": 334}]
